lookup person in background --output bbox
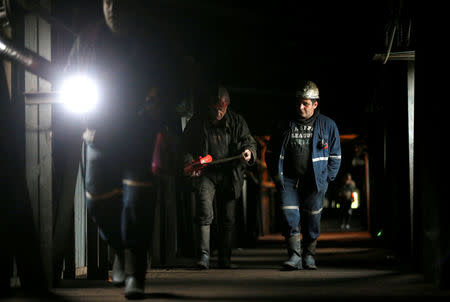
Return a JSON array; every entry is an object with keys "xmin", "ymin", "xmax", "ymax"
[
  {"xmin": 266, "ymin": 80, "xmax": 341, "ymax": 270},
  {"xmin": 338, "ymin": 173, "xmax": 357, "ymax": 231}
]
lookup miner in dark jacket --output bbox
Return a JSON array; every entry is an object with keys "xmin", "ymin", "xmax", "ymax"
[
  {"xmin": 181, "ymin": 86, "xmax": 257, "ymax": 269},
  {"xmin": 63, "ymin": 0, "xmax": 181, "ymax": 298}
]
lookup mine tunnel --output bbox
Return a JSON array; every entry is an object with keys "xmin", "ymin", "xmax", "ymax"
[{"xmin": 0, "ymin": 0, "xmax": 448, "ymax": 301}]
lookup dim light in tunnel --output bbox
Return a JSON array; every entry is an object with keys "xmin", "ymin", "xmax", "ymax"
[{"xmin": 351, "ymin": 192, "xmax": 359, "ymax": 209}]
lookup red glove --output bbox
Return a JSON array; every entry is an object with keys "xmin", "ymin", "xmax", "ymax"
[{"xmin": 184, "ymin": 155, "xmax": 213, "ymax": 177}]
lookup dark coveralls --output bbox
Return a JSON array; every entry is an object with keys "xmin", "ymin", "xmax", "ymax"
[
  {"xmin": 267, "ymin": 113, "xmax": 341, "ymax": 252},
  {"xmin": 182, "ymin": 109, "xmax": 257, "ymax": 262},
  {"xmin": 64, "ymin": 21, "xmax": 169, "ymax": 270}
]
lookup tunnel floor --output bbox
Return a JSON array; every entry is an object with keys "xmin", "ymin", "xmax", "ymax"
[{"xmin": 4, "ymin": 232, "xmax": 450, "ymax": 302}]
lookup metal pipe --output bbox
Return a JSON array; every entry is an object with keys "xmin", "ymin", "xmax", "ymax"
[{"xmin": 0, "ymin": 35, "xmax": 58, "ymax": 81}]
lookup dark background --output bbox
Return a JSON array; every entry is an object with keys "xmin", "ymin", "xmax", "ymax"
[
  {"xmin": 50, "ymin": 0, "xmax": 416, "ymax": 239},
  {"xmin": 6, "ymin": 0, "xmax": 450, "ymax": 292},
  {"xmin": 54, "ymin": 0, "xmax": 415, "ymax": 136},
  {"xmin": 38, "ymin": 0, "xmax": 450, "ymax": 290}
]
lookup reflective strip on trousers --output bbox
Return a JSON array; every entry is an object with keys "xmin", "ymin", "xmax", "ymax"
[
  {"xmin": 282, "ymin": 206, "xmax": 299, "ymax": 210},
  {"xmin": 312, "ymin": 157, "xmax": 328, "ymax": 162},
  {"xmin": 85, "ymin": 188, "xmax": 122, "ymax": 201},
  {"xmin": 302, "ymin": 207, "xmax": 323, "ymax": 215},
  {"xmin": 122, "ymin": 179, "xmax": 152, "ymax": 187},
  {"xmin": 312, "ymin": 155, "xmax": 341, "ymax": 162}
]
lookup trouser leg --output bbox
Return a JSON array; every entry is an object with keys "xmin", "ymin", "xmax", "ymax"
[
  {"xmin": 195, "ymin": 176, "xmax": 215, "ymax": 269},
  {"xmin": 300, "ymin": 189, "xmax": 325, "ymax": 243},
  {"xmin": 217, "ymin": 198, "xmax": 236, "ymax": 268},
  {"xmin": 121, "ymin": 179, "xmax": 154, "ymax": 249},
  {"xmin": 121, "ymin": 168, "xmax": 154, "ymax": 298},
  {"xmin": 344, "ymin": 199, "xmax": 352, "ymax": 226},
  {"xmin": 340, "ymin": 199, "xmax": 351, "ymax": 229},
  {"xmin": 84, "ymin": 143, "xmax": 123, "ymax": 250},
  {"xmin": 280, "ymin": 178, "xmax": 303, "ymax": 269},
  {"xmin": 280, "ymin": 178, "xmax": 301, "ymax": 238},
  {"xmin": 299, "ymin": 186, "xmax": 325, "ymax": 270},
  {"xmin": 85, "ymin": 193, "xmax": 123, "ymax": 249},
  {"xmin": 120, "ymin": 121, "xmax": 157, "ymax": 299},
  {"xmin": 346, "ymin": 207, "xmax": 352, "ymax": 225}
]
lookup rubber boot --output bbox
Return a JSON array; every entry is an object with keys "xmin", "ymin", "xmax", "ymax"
[
  {"xmin": 124, "ymin": 248, "xmax": 147, "ymax": 299},
  {"xmin": 303, "ymin": 239, "xmax": 318, "ymax": 270},
  {"xmin": 109, "ymin": 248, "xmax": 125, "ymax": 286},
  {"xmin": 218, "ymin": 229, "xmax": 237, "ymax": 269},
  {"xmin": 282, "ymin": 234, "xmax": 303, "ymax": 270},
  {"xmin": 196, "ymin": 225, "xmax": 210, "ymax": 269}
]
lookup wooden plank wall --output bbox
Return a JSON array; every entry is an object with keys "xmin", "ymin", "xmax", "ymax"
[
  {"xmin": 24, "ymin": 4, "xmax": 53, "ymax": 287},
  {"xmin": 74, "ymin": 164, "xmax": 87, "ymax": 277}
]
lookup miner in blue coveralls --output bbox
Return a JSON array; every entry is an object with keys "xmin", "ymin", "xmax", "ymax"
[{"xmin": 266, "ymin": 80, "xmax": 341, "ymax": 270}]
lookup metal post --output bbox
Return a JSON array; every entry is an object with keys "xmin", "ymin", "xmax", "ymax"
[{"xmin": 407, "ymin": 61, "xmax": 415, "ymax": 258}]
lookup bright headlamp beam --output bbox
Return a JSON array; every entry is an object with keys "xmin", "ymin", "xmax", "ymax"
[{"xmin": 61, "ymin": 75, "xmax": 99, "ymax": 113}]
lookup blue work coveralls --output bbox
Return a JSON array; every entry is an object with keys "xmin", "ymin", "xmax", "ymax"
[{"xmin": 267, "ymin": 113, "xmax": 341, "ymax": 241}]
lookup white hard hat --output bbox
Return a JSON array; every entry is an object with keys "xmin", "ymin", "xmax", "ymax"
[{"xmin": 295, "ymin": 80, "xmax": 319, "ymax": 100}]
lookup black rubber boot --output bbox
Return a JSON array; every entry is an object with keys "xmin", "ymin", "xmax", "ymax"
[
  {"xmin": 109, "ymin": 248, "xmax": 125, "ymax": 286},
  {"xmin": 196, "ymin": 225, "xmax": 210, "ymax": 269},
  {"xmin": 218, "ymin": 248, "xmax": 233, "ymax": 269},
  {"xmin": 303, "ymin": 239, "xmax": 318, "ymax": 270},
  {"xmin": 218, "ymin": 229, "xmax": 237, "ymax": 269},
  {"xmin": 282, "ymin": 234, "xmax": 303, "ymax": 270},
  {"xmin": 124, "ymin": 248, "xmax": 147, "ymax": 299}
]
